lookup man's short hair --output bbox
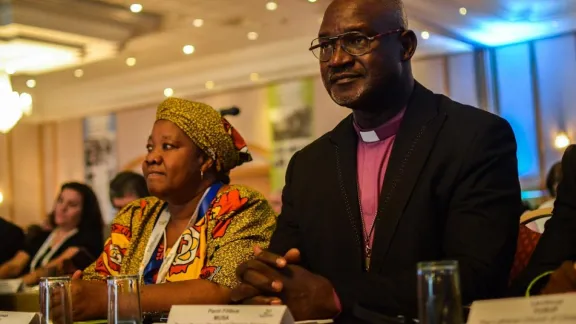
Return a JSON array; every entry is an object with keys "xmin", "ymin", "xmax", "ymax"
[
  {"xmin": 385, "ymin": 0, "xmax": 408, "ymax": 29},
  {"xmin": 109, "ymin": 171, "xmax": 149, "ymax": 202}
]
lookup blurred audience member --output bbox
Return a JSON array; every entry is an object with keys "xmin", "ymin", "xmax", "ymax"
[
  {"xmin": 541, "ymin": 162, "xmax": 563, "ymax": 209},
  {"xmin": 0, "ymin": 182, "xmax": 104, "ymax": 285},
  {"xmin": 510, "ymin": 145, "xmax": 576, "ymax": 296},
  {"xmin": 0, "ymin": 217, "xmax": 25, "ymax": 264},
  {"xmin": 109, "ymin": 171, "xmax": 149, "ymax": 210},
  {"xmin": 66, "ymin": 98, "xmax": 276, "ymax": 321},
  {"xmin": 523, "ymin": 162, "xmax": 563, "ymax": 233}
]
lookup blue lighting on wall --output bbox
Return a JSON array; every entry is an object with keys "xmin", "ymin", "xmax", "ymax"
[
  {"xmin": 494, "ymin": 43, "xmax": 540, "ymax": 179},
  {"xmin": 462, "ymin": 19, "xmax": 561, "ymax": 46}
]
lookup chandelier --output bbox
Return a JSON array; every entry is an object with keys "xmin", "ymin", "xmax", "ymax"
[{"xmin": 0, "ymin": 72, "xmax": 33, "ymax": 134}]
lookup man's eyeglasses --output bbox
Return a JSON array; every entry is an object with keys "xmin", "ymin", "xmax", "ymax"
[{"xmin": 309, "ymin": 29, "xmax": 404, "ymax": 62}]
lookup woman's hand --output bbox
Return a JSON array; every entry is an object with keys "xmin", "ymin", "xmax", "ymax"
[
  {"xmin": 50, "ymin": 271, "xmax": 107, "ymax": 321},
  {"xmin": 541, "ymin": 261, "xmax": 576, "ymax": 294},
  {"xmin": 71, "ymin": 271, "xmax": 107, "ymax": 320}
]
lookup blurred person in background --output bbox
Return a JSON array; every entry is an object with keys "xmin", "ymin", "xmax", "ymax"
[
  {"xmin": 109, "ymin": 171, "xmax": 149, "ymax": 211},
  {"xmin": 511, "ymin": 145, "xmax": 576, "ymax": 296},
  {"xmin": 63, "ymin": 98, "xmax": 276, "ymax": 321},
  {"xmin": 522, "ymin": 161, "xmax": 562, "ymax": 233},
  {"xmin": 0, "ymin": 182, "xmax": 103, "ymax": 285},
  {"xmin": 0, "ymin": 217, "xmax": 25, "ymax": 264},
  {"xmin": 541, "ymin": 162, "xmax": 562, "ymax": 209}
]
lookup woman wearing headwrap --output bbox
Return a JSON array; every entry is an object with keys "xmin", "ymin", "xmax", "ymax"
[{"xmin": 65, "ymin": 98, "xmax": 276, "ymax": 320}]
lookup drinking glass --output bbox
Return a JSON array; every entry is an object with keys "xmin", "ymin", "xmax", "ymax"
[
  {"xmin": 417, "ymin": 260, "xmax": 463, "ymax": 324},
  {"xmin": 39, "ymin": 276, "xmax": 73, "ymax": 324},
  {"xmin": 107, "ymin": 274, "xmax": 142, "ymax": 324}
]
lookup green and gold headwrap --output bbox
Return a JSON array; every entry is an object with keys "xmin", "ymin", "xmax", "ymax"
[{"xmin": 156, "ymin": 97, "xmax": 252, "ymax": 172}]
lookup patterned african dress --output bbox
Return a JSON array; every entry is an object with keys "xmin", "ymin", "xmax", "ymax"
[{"xmin": 82, "ymin": 184, "xmax": 276, "ymax": 288}]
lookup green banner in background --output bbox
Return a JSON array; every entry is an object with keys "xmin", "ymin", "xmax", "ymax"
[{"xmin": 267, "ymin": 77, "xmax": 314, "ymax": 194}]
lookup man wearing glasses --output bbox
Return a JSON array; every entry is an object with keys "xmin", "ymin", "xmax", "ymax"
[{"xmin": 232, "ymin": 0, "xmax": 524, "ymax": 322}]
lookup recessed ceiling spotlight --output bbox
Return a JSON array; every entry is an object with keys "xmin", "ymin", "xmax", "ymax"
[
  {"xmin": 130, "ymin": 3, "xmax": 143, "ymax": 13},
  {"xmin": 126, "ymin": 57, "xmax": 136, "ymax": 67},
  {"xmin": 26, "ymin": 79, "xmax": 36, "ymax": 88},
  {"xmin": 205, "ymin": 81, "xmax": 215, "ymax": 89},
  {"xmin": 421, "ymin": 31, "xmax": 430, "ymax": 39},
  {"xmin": 5, "ymin": 67, "xmax": 15, "ymax": 75},
  {"xmin": 459, "ymin": 7, "xmax": 467, "ymax": 15},
  {"xmin": 182, "ymin": 45, "xmax": 195, "ymax": 55},
  {"xmin": 308, "ymin": 0, "xmax": 317, "ymax": 2},
  {"xmin": 74, "ymin": 69, "xmax": 84, "ymax": 78},
  {"xmin": 266, "ymin": 1, "xmax": 278, "ymax": 11},
  {"xmin": 247, "ymin": 32, "xmax": 259, "ymax": 40},
  {"xmin": 193, "ymin": 19, "xmax": 204, "ymax": 27},
  {"xmin": 164, "ymin": 88, "xmax": 174, "ymax": 97}
]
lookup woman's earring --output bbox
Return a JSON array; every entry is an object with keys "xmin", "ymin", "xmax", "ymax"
[{"xmin": 200, "ymin": 170, "xmax": 204, "ymax": 180}]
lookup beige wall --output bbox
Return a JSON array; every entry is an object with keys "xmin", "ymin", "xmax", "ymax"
[
  {"xmin": 1, "ymin": 55, "xmax": 469, "ymax": 225},
  {"xmin": 0, "ymin": 133, "xmax": 12, "ymax": 220}
]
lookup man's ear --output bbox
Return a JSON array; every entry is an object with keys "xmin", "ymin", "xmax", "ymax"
[{"xmin": 400, "ymin": 30, "xmax": 417, "ymax": 61}]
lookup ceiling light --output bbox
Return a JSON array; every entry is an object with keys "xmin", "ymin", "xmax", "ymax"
[
  {"xmin": 308, "ymin": 0, "xmax": 317, "ymax": 2},
  {"xmin": 125, "ymin": 57, "xmax": 136, "ymax": 67},
  {"xmin": 0, "ymin": 72, "xmax": 33, "ymax": 133},
  {"xmin": 247, "ymin": 32, "xmax": 259, "ymax": 40},
  {"xmin": 266, "ymin": 1, "xmax": 278, "ymax": 11},
  {"xmin": 164, "ymin": 88, "xmax": 174, "ymax": 97},
  {"xmin": 74, "ymin": 69, "xmax": 84, "ymax": 78},
  {"xmin": 554, "ymin": 132, "xmax": 571, "ymax": 149},
  {"xmin": 205, "ymin": 81, "xmax": 215, "ymax": 89},
  {"xmin": 0, "ymin": 192, "xmax": 3, "ymax": 205},
  {"xmin": 459, "ymin": 7, "xmax": 467, "ymax": 15},
  {"xmin": 130, "ymin": 3, "xmax": 143, "ymax": 13},
  {"xmin": 182, "ymin": 45, "xmax": 195, "ymax": 55},
  {"xmin": 250, "ymin": 73, "xmax": 259, "ymax": 81},
  {"xmin": 193, "ymin": 19, "xmax": 204, "ymax": 27},
  {"xmin": 26, "ymin": 79, "xmax": 36, "ymax": 88},
  {"xmin": 6, "ymin": 67, "xmax": 15, "ymax": 75},
  {"xmin": 421, "ymin": 31, "xmax": 430, "ymax": 39}
]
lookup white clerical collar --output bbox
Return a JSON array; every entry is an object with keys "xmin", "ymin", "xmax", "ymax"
[{"xmin": 358, "ymin": 130, "xmax": 381, "ymax": 143}]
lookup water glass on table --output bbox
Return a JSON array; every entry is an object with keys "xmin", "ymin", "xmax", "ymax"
[
  {"xmin": 39, "ymin": 276, "xmax": 73, "ymax": 324},
  {"xmin": 107, "ymin": 274, "xmax": 142, "ymax": 324},
  {"xmin": 417, "ymin": 260, "xmax": 463, "ymax": 324}
]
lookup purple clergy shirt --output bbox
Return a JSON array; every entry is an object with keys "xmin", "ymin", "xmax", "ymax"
[{"xmin": 353, "ymin": 108, "xmax": 405, "ymax": 249}]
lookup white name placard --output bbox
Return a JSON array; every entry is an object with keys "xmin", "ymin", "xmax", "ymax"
[
  {"xmin": 0, "ymin": 312, "xmax": 39, "ymax": 324},
  {"xmin": 0, "ymin": 279, "xmax": 22, "ymax": 295},
  {"xmin": 167, "ymin": 305, "xmax": 295, "ymax": 324},
  {"xmin": 468, "ymin": 293, "xmax": 576, "ymax": 324}
]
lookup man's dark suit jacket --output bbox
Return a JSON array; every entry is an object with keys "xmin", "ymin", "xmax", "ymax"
[
  {"xmin": 510, "ymin": 145, "xmax": 576, "ymax": 296},
  {"xmin": 268, "ymin": 82, "xmax": 524, "ymax": 323}
]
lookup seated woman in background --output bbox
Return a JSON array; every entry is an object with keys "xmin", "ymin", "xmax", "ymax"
[
  {"xmin": 540, "ymin": 161, "xmax": 563, "ymax": 209},
  {"xmin": 0, "ymin": 182, "xmax": 104, "ymax": 285},
  {"xmin": 69, "ymin": 98, "xmax": 276, "ymax": 320},
  {"xmin": 510, "ymin": 145, "xmax": 576, "ymax": 296}
]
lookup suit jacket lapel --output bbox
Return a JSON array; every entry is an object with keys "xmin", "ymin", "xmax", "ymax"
[
  {"xmin": 329, "ymin": 115, "xmax": 364, "ymax": 261},
  {"xmin": 370, "ymin": 82, "xmax": 447, "ymax": 272}
]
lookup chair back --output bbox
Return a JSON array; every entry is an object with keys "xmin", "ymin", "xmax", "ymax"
[
  {"xmin": 509, "ymin": 225, "xmax": 542, "ymax": 284},
  {"xmin": 508, "ymin": 208, "xmax": 553, "ymax": 285}
]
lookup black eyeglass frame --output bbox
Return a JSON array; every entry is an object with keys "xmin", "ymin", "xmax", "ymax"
[{"xmin": 309, "ymin": 29, "xmax": 405, "ymax": 62}]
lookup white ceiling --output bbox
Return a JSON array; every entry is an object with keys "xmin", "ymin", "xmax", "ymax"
[
  {"xmin": 4, "ymin": 0, "xmax": 575, "ymax": 121},
  {"xmin": 12, "ymin": 0, "xmax": 574, "ymax": 81}
]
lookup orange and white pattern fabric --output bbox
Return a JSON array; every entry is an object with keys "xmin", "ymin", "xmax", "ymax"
[{"xmin": 83, "ymin": 184, "xmax": 276, "ymax": 288}]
